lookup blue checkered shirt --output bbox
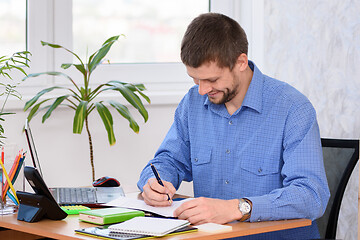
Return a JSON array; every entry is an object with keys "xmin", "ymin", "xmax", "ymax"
[{"xmin": 137, "ymin": 61, "xmax": 330, "ymax": 239}]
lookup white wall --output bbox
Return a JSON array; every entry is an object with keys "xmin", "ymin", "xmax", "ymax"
[{"xmin": 262, "ymin": 1, "xmax": 360, "ymax": 239}]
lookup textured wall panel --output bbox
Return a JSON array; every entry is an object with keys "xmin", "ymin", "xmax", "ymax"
[{"xmin": 263, "ymin": 1, "xmax": 360, "ymax": 239}]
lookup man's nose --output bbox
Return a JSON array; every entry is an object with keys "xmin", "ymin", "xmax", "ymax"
[{"xmin": 198, "ymin": 80, "xmax": 212, "ymax": 95}]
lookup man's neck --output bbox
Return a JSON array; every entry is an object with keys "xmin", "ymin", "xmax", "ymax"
[{"xmin": 225, "ymin": 66, "xmax": 253, "ymax": 115}]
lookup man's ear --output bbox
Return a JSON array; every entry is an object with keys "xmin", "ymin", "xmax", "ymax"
[{"xmin": 235, "ymin": 53, "xmax": 248, "ymax": 72}]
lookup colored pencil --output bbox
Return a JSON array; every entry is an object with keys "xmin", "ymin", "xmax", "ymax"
[
  {"xmin": 0, "ymin": 157, "xmax": 19, "ymax": 205},
  {"xmin": 2, "ymin": 152, "xmax": 21, "ymax": 200}
]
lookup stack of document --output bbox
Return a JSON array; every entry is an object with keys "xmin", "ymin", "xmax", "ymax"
[
  {"xmin": 105, "ymin": 196, "xmax": 192, "ymax": 217},
  {"xmin": 75, "ymin": 197, "xmax": 198, "ymax": 239}
]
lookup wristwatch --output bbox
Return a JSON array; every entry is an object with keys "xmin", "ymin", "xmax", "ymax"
[{"xmin": 238, "ymin": 198, "xmax": 252, "ymax": 222}]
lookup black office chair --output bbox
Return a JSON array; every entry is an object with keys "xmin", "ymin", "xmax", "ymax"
[{"xmin": 316, "ymin": 138, "xmax": 359, "ymax": 239}]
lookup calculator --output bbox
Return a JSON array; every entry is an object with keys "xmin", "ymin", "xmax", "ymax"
[{"xmin": 60, "ymin": 205, "xmax": 91, "ymax": 215}]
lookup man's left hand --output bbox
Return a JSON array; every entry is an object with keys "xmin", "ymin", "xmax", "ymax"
[{"xmin": 173, "ymin": 197, "xmax": 242, "ymax": 225}]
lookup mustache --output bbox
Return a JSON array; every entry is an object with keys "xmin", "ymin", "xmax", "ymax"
[{"xmin": 208, "ymin": 90, "xmax": 221, "ymax": 95}]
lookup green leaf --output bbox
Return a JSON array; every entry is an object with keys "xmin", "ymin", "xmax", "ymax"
[
  {"xmin": 74, "ymin": 64, "xmax": 87, "ymax": 76},
  {"xmin": 133, "ymin": 83, "xmax": 146, "ymax": 91},
  {"xmin": 10, "ymin": 64, "xmax": 27, "ymax": 76},
  {"xmin": 41, "ymin": 41, "xmax": 62, "ymax": 48},
  {"xmin": 88, "ymin": 35, "xmax": 120, "ymax": 73},
  {"xmin": 23, "ymin": 71, "xmax": 81, "ymax": 94},
  {"xmin": 41, "ymin": 41, "xmax": 84, "ymax": 66},
  {"xmin": 60, "ymin": 63, "xmax": 87, "ymax": 76},
  {"xmin": 26, "ymin": 99, "xmax": 51, "ymax": 122},
  {"xmin": 107, "ymin": 81, "xmax": 148, "ymax": 122},
  {"xmin": 116, "ymin": 81, "xmax": 151, "ymax": 103},
  {"xmin": 61, "ymin": 63, "xmax": 72, "ymax": 69},
  {"xmin": 1, "ymin": 72, "xmax": 11, "ymax": 79},
  {"xmin": 24, "ymin": 86, "xmax": 62, "ymax": 111},
  {"xmin": 95, "ymin": 102, "xmax": 116, "ymax": 145},
  {"xmin": 108, "ymin": 100, "xmax": 139, "ymax": 133},
  {"xmin": 88, "ymin": 51, "xmax": 96, "ymax": 66},
  {"xmin": 133, "ymin": 86, "xmax": 150, "ymax": 104},
  {"xmin": 23, "ymin": 71, "xmax": 65, "ymax": 81},
  {"xmin": 80, "ymin": 87, "xmax": 87, "ymax": 99},
  {"xmin": 88, "ymin": 84, "xmax": 105, "ymax": 100},
  {"xmin": 73, "ymin": 101, "xmax": 88, "ymax": 134},
  {"xmin": 0, "ymin": 112, "xmax": 14, "ymax": 116},
  {"xmin": 42, "ymin": 95, "xmax": 69, "ymax": 123}
]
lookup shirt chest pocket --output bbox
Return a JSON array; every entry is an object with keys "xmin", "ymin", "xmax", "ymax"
[
  {"xmin": 192, "ymin": 147, "xmax": 212, "ymax": 166},
  {"xmin": 240, "ymin": 156, "xmax": 281, "ymax": 176}
]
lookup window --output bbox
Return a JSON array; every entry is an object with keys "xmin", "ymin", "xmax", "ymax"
[
  {"xmin": 25, "ymin": 0, "xmax": 262, "ymax": 105},
  {"xmin": 73, "ymin": 0, "xmax": 209, "ymax": 63},
  {"xmin": 0, "ymin": 0, "xmax": 26, "ymax": 56}
]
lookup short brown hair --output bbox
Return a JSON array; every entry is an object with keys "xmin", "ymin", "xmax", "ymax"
[{"xmin": 181, "ymin": 13, "xmax": 248, "ymax": 70}]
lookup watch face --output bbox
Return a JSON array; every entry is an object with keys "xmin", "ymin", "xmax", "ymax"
[{"xmin": 240, "ymin": 202, "xmax": 251, "ymax": 214}]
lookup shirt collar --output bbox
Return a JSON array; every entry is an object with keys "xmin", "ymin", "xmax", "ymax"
[
  {"xmin": 241, "ymin": 60, "xmax": 263, "ymax": 113},
  {"xmin": 203, "ymin": 60, "xmax": 264, "ymax": 115}
]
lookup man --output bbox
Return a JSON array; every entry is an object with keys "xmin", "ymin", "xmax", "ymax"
[{"xmin": 137, "ymin": 13, "xmax": 329, "ymax": 239}]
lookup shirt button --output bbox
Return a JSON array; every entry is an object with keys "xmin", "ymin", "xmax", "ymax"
[
  {"xmin": 258, "ymin": 168, "xmax": 262, "ymax": 173},
  {"xmin": 194, "ymin": 158, "xmax": 198, "ymax": 162},
  {"xmin": 229, "ymin": 120, "xmax": 233, "ymax": 125},
  {"xmin": 225, "ymin": 180, "xmax": 229, "ymax": 184},
  {"xmin": 226, "ymin": 149, "xmax": 230, "ymax": 154}
]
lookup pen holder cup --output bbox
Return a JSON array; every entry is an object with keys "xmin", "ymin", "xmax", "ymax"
[{"xmin": 0, "ymin": 144, "xmax": 25, "ymax": 215}]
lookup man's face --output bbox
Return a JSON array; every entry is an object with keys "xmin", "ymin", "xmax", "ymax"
[{"xmin": 186, "ymin": 61, "xmax": 241, "ymax": 105}]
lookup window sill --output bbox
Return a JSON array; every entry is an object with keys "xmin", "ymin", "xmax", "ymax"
[{"xmin": 3, "ymin": 88, "xmax": 190, "ymax": 111}]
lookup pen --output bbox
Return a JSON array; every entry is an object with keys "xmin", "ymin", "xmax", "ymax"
[{"xmin": 150, "ymin": 163, "xmax": 172, "ymax": 203}]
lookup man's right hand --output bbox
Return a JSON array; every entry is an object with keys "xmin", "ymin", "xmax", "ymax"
[{"xmin": 141, "ymin": 178, "xmax": 176, "ymax": 207}]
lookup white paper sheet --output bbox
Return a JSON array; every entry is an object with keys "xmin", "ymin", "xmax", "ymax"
[{"xmin": 104, "ymin": 197, "xmax": 193, "ymax": 217}]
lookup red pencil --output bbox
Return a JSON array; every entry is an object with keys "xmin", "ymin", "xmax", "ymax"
[{"xmin": 1, "ymin": 146, "xmax": 4, "ymax": 164}]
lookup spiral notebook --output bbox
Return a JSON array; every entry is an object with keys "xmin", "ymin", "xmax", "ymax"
[
  {"xmin": 75, "ymin": 225, "xmax": 197, "ymax": 240},
  {"xmin": 108, "ymin": 217, "xmax": 190, "ymax": 237}
]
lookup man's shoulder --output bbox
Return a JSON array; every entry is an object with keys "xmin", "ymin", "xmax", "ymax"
[{"xmin": 263, "ymin": 75, "xmax": 312, "ymax": 108}]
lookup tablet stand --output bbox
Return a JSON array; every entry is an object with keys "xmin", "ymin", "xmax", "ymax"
[{"xmin": 16, "ymin": 191, "xmax": 67, "ymax": 223}]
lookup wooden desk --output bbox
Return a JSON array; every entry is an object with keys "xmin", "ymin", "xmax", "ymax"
[
  {"xmin": 0, "ymin": 212, "xmax": 311, "ymax": 240},
  {"xmin": 0, "ymin": 191, "xmax": 311, "ymax": 239}
]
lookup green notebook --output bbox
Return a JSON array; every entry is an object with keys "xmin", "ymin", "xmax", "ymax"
[{"xmin": 79, "ymin": 208, "xmax": 145, "ymax": 225}]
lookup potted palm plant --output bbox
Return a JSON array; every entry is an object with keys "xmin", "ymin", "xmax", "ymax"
[
  {"xmin": 23, "ymin": 36, "xmax": 150, "ymax": 181},
  {"xmin": 0, "ymin": 51, "xmax": 31, "ymax": 145}
]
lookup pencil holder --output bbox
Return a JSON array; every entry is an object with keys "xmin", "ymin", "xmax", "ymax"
[{"xmin": 0, "ymin": 144, "xmax": 25, "ymax": 215}]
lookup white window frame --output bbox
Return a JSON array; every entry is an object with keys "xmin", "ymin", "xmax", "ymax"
[{"xmin": 21, "ymin": 0, "xmax": 264, "ymax": 107}]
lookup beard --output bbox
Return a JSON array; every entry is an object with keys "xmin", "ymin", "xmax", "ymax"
[{"xmin": 208, "ymin": 76, "xmax": 240, "ymax": 105}]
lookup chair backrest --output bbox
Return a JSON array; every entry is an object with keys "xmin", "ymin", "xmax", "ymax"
[{"xmin": 316, "ymin": 138, "xmax": 359, "ymax": 239}]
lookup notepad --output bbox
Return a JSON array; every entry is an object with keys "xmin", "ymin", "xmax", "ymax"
[
  {"xmin": 108, "ymin": 216, "xmax": 190, "ymax": 237},
  {"xmin": 196, "ymin": 222, "xmax": 233, "ymax": 233}
]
